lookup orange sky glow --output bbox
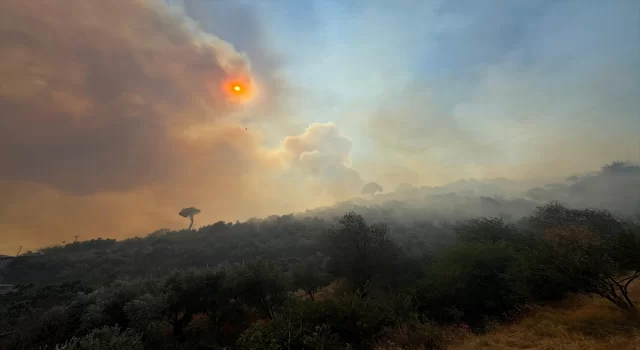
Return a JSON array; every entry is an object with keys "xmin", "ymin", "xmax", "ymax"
[{"xmin": 222, "ymin": 77, "xmax": 255, "ymax": 103}]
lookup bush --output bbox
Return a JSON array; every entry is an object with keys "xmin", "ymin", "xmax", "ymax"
[
  {"xmin": 236, "ymin": 293, "xmax": 410, "ymax": 350},
  {"xmin": 416, "ymin": 241, "xmax": 524, "ymax": 329},
  {"xmin": 236, "ymin": 321, "xmax": 282, "ymax": 350},
  {"xmin": 54, "ymin": 326, "xmax": 144, "ymax": 350},
  {"xmin": 375, "ymin": 321, "xmax": 469, "ymax": 350}
]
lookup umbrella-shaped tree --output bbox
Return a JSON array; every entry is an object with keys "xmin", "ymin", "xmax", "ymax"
[{"xmin": 178, "ymin": 207, "xmax": 201, "ymax": 230}]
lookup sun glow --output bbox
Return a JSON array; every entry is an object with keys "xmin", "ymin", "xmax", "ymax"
[{"xmin": 221, "ymin": 77, "xmax": 254, "ymax": 103}]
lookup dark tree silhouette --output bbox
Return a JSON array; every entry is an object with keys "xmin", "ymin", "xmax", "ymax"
[
  {"xmin": 178, "ymin": 207, "xmax": 201, "ymax": 230},
  {"xmin": 326, "ymin": 212, "xmax": 397, "ymax": 295}
]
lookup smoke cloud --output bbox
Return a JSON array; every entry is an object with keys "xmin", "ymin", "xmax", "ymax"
[
  {"xmin": 0, "ymin": 0, "xmax": 357, "ymax": 253},
  {"xmin": 0, "ymin": 0, "xmax": 261, "ymax": 194},
  {"xmin": 1, "ymin": 0, "xmax": 638, "ymax": 254},
  {"xmin": 278, "ymin": 123, "xmax": 362, "ymax": 200}
]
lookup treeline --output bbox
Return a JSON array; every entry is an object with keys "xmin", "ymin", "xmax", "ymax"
[
  {"xmin": 1, "ymin": 214, "xmax": 452, "ymax": 287},
  {"xmin": 1, "ymin": 202, "xmax": 639, "ymax": 349}
]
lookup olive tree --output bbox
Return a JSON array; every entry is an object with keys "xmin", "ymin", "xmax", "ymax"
[
  {"xmin": 526, "ymin": 202, "xmax": 640, "ymax": 314},
  {"xmin": 325, "ymin": 212, "xmax": 398, "ymax": 295}
]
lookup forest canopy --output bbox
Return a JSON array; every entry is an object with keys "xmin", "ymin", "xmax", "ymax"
[{"xmin": 2, "ymin": 196, "xmax": 639, "ymax": 349}]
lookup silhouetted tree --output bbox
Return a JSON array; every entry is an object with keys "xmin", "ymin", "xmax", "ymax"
[
  {"xmin": 326, "ymin": 212, "xmax": 397, "ymax": 295},
  {"xmin": 290, "ymin": 256, "xmax": 332, "ymax": 301},
  {"xmin": 230, "ymin": 260, "xmax": 289, "ymax": 320},
  {"xmin": 178, "ymin": 207, "xmax": 201, "ymax": 230},
  {"xmin": 160, "ymin": 269, "xmax": 214, "ymax": 336}
]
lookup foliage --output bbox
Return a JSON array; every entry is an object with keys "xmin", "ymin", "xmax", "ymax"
[
  {"xmin": 1, "ymin": 204, "xmax": 639, "ymax": 349},
  {"xmin": 416, "ymin": 241, "xmax": 524, "ymax": 329},
  {"xmin": 525, "ymin": 202, "xmax": 640, "ymax": 313},
  {"xmin": 54, "ymin": 326, "xmax": 144, "ymax": 350},
  {"xmin": 455, "ymin": 217, "xmax": 520, "ymax": 244},
  {"xmin": 325, "ymin": 212, "xmax": 400, "ymax": 294},
  {"xmin": 376, "ymin": 321, "xmax": 466, "ymax": 350},
  {"xmin": 178, "ymin": 207, "xmax": 201, "ymax": 230},
  {"xmin": 238, "ymin": 294, "xmax": 407, "ymax": 349},
  {"xmin": 228, "ymin": 259, "xmax": 290, "ymax": 320},
  {"xmin": 290, "ymin": 255, "xmax": 332, "ymax": 301}
]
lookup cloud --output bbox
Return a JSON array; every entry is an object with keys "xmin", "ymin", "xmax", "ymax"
[
  {"xmin": 278, "ymin": 122, "xmax": 362, "ymax": 200},
  {"xmin": 0, "ymin": 0, "xmax": 303, "ymax": 253},
  {"xmin": 362, "ymin": 182, "xmax": 383, "ymax": 196},
  {"xmin": 360, "ymin": 0, "xmax": 640, "ymax": 188},
  {"xmin": 448, "ymin": 0, "xmax": 640, "ymax": 179},
  {"xmin": 523, "ymin": 162, "xmax": 640, "ymax": 215},
  {"xmin": 0, "ymin": 0, "xmax": 264, "ymax": 194},
  {"xmin": 0, "ymin": 0, "xmax": 367, "ymax": 254},
  {"xmin": 179, "ymin": 0, "xmax": 290, "ymax": 121},
  {"xmin": 365, "ymin": 87, "xmax": 496, "ymax": 187},
  {"xmin": 2, "ymin": 0, "xmax": 638, "ymax": 254}
]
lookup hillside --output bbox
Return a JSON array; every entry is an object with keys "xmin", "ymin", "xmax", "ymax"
[
  {"xmin": 452, "ymin": 282, "xmax": 640, "ymax": 350},
  {"xmin": 2, "ymin": 0, "xmax": 639, "ymax": 349},
  {"xmin": 301, "ymin": 162, "xmax": 640, "ymax": 224},
  {"xmin": 1, "ymin": 201, "xmax": 639, "ymax": 349}
]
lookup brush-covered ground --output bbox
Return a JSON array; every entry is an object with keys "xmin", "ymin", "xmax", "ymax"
[
  {"xmin": 2, "ymin": 203, "xmax": 640, "ymax": 350},
  {"xmin": 449, "ymin": 282, "xmax": 640, "ymax": 350}
]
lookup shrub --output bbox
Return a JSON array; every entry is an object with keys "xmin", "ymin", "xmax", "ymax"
[
  {"xmin": 416, "ymin": 241, "xmax": 524, "ymax": 329},
  {"xmin": 54, "ymin": 326, "xmax": 144, "ymax": 350}
]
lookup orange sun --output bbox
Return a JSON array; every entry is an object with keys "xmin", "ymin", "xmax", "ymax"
[{"xmin": 221, "ymin": 78, "xmax": 254, "ymax": 103}]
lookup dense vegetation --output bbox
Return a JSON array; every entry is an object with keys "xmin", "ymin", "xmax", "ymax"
[{"xmin": 1, "ymin": 202, "xmax": 640, "ymax": 349}]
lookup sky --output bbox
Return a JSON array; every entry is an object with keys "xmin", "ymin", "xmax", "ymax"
[{"xmin": 0, "ymin": 0, "xmax": 639, "ymax": 254}]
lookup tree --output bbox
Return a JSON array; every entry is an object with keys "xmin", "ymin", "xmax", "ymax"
[
  {"xmin": 178, "ymin": 207, "xmax": 201, "ymax": 230},
  {"xmin": 82, "ymin": 279, "xmax": 156, "ymax": 331},
  {"xmin": 526, "ymin": 202, "xmax": 640, "ymax": 314},
  {"xmin": 161, "ymin": 270, "xmax": 207, "ymax": 336},
  {"xmin": 230, "ymin": 260, "xmax": 289, "ymax": 320},
  {"xmin": 199, "ymin": 269, "xmax": 246, "ymax": 340},
  {"xmin": 361, "ymin": 182, "xmax": 383, "ymax": 197},
  {"xmin": 416, "ymin": 241, "xmax": 523, "ymax": 328},
  {"xmin": 290, "ymin": 256, "xmax": 332, "ymax": 301},
  {"xmin": 55, "ymin": 326, "xmax": 144, "ymax": 350},
  {"xmin": 326, "ymin": 212, "xmax": 397, "ymax": 294},
  {"xmin": 123, "ymin": 293, "xmax": 165, "ymax": 337},
  {"xmin": 456, "ymin": 217, "xmax": 520, "ymax": 245}
]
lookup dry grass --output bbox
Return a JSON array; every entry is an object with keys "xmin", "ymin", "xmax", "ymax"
[
  {"xmin": 450, "ymin": 282, "xmax": 640, "ymax": 350},
  {"xmin": 374, "ymin": 323, "xmax": 471, "ymax": 350}
]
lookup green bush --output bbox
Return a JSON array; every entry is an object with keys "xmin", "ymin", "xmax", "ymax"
[
  {"xmin": 416, "ymin": 241, "xmax": 524, "ymax": 329},
  {"xmin": 237, "ymin": 321, "xmax": 282, "ymax": 350},
  {"xmin": 54, "ymin": 326, "xmax": 143, "ymax": 350}
]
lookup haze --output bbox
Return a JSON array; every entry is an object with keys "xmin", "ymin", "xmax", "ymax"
[{"xmin": 1, "ymin": 0, "xmax": 639, "ymax": 254}]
